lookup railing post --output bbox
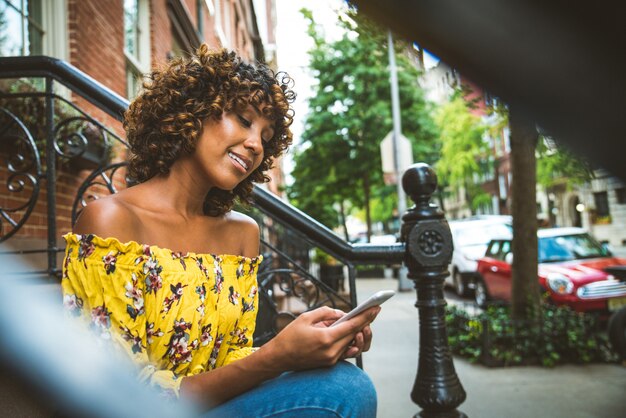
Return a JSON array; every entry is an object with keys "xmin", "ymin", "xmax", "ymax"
[
  {"xmin": 45, "ymin": 76, "xmax": 58, "ymax": 276},
  {"xmin": 400, "ymin": 163, "xmax": 467, "ymax": 418}
]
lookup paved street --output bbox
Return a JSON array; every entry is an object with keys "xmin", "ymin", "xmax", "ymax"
[{"xmin": 356, "ymin": 278, "xmax": 626, "ymax": 418}]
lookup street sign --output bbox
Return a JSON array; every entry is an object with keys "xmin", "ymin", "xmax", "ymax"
[{"xmin": 380, "ymin": 130, "xmax": 413, "ymax": 184}]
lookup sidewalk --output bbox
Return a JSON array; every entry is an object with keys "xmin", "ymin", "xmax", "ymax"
[{"xmin": 355, "ymin": 278, "xmax": 626, "ymax": 418}]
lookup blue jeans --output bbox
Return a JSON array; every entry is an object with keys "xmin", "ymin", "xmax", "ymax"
[{"xmin": 202, "ymin": 361, "xmax": 377, "ymax": 418}]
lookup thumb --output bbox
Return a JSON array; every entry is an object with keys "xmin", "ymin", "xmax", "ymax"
[{"xmin": 302, "ymin": 306, "xmax": 343, "ymax": 324}]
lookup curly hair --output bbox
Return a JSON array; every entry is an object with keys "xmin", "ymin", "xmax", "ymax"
[{"xmin": 123, "ymin": 45, "xmax": 295, "ymax": 216}]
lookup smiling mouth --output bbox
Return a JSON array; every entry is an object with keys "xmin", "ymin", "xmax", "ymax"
[{"xmin": 228, "ymin": 152, "xmax": 250, "ymax": 172}]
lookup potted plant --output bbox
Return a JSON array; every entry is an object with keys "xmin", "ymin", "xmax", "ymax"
[{"xmin": 313, "ymin": 248, "xmax": 344, "ymax": 292}]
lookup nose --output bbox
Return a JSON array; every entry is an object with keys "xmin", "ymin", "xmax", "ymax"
[{"xmin": 244, "ymin": 130, "xmax": 264, "ymax": 156}]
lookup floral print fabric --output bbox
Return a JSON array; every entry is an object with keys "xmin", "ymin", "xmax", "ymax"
[{"xmin": 62, "ymin": 233, "xmax": 262, "ymax": 398}]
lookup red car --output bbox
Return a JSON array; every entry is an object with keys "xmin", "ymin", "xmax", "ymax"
[{"xmin": 475, "ymin": 227, "xmax": 626, "ymax": 315}]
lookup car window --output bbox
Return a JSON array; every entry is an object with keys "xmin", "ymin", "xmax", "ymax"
[
  {"xmin": 499, "ymin": 240, "xmax": 512, "ymax": 261},
  {"xmin": 455, "ymin": 223, "xmax": 511, "ymax": 247},
  {"xmin": 538, "ymin": 233, "xmax": 606, "ymax": 263},
  {"xmin": 486, "ymin": 241, "xmax": 502, "ymax": 258}
]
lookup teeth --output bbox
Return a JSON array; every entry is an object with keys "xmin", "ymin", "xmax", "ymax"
[{"xmin": 228, "ymin": 152, "xmax": 248, "ymax": 171}]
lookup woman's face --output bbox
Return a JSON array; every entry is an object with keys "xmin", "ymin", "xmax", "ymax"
[{"xmin": 190, "ymin": 104, "xmax": 275, "ymax": 191}]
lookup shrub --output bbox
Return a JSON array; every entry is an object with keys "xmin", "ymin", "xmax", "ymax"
[{"xmin": 446, "ymin": 303, "xmax": 618, "ymax": 367}]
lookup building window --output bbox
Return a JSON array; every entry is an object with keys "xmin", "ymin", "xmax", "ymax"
[
  {"xmin": 212, "ymin": 0, "xmax": 228, "ymax": 47},
  {"xmin": 593, "ymin": 191, "xmax": 611, "ymax": 224},
  {"xmin": 167, "ymin": 0, "xmax": 201, "ymax": 59},
  {"xmin": 498, "ymin": 173, "xmax": 507, "ymax": 199},
  {"xmin": 124, "ymin": 0, "xmax": 150, "ymax": 99},
  {"xmin": 615, "ymin": 187, "xmax": 626, "ymax": 205},
  {"xmin": 0, "ymin": 0, "xmax": 43, "ymax": 56}
]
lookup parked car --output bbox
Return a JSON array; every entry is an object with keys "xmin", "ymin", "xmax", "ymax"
[
  {"xmin": 475, "ymin": 227, "xmax": 626, "ymax": 315},
  {"xmin": 445, "ymin": 216, "xmax": 512, "ymax": 296}
]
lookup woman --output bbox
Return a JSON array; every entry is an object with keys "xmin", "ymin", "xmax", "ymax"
[{"xmin": 62, "ymin": 46, "xmax": 378, "ymax": 417}]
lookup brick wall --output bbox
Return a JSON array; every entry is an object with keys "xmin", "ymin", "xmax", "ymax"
[
  {"xmin": 67, "ymin": 0, "xmax": 125, "ymax": 136},
  {"xmin": 151, "ymin": 0, "xmax": 174, "ymax": 67}
]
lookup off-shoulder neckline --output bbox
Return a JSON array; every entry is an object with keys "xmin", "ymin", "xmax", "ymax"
[{"xmin": 63, "ymin": 232, "xmax": 262, "ymax": 263}]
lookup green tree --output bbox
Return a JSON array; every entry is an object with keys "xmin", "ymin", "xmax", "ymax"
[
  {"xmin": 434, "ymin": 94, "xmax": 490, "ymax": 214},
  {"xmin": 288, "ymin": 8, "xmax": 437, "ymax": 240},
  {"xmin": 536, "ymin": 137, "xmax": 594, "ymax": 189}
]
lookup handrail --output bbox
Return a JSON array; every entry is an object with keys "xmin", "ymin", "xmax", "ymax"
[
  {"xmin": 0, "ymin": 56, "xmax": 128, "ymax": 121},
  {"xmin": 253, "ymin": 187, "xmax": 404, "ymax": 264},
  {"xmin": 0, "ymin": 55, "xmax": 405, "ymax": 266}
]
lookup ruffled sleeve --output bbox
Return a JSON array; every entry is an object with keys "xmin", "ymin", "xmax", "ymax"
[{"xmin": 61, "ymin": 233, "xmax": 183, "ymax": 398}]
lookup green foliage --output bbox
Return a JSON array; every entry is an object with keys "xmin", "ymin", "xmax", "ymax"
[
  {"xmin": 312, "ymin": 248, "xmax": 338, "ymax": 265},
  {"xmin": 434, "ymin": 95, "xmax": 491, "ymax": 212},
  {"xmin": 287, "ymin": 7, "xmax": 437, "ymax": 233},
  {"xmin": 353, "ymin": 183, "xmax": 397, "ymax": 227},
  {"xmin": 536, "ymin": 137, "xmax": 594, "ymax": 188},
  {"xmin": 446, "ymin": 303, "xmax": 618, "ymax": 367}
]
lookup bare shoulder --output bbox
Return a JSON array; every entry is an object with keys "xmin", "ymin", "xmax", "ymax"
[
  {"xmin": 223, "ymin": 211, "xmax": 260, "ymax": 257},
  {"xmin": 73, "ymin": 192, "xmax": 139, "ymax": 240}
]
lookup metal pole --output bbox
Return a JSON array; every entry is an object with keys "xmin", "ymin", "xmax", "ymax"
[
  {"xmin": 45, "ymin": 76, "xmax": 57, "ymax": 276},
  {"xmin": 388, "ymin": 31, "xmax": 412, "ymax": 290},
  {"xmin": 401, "ymin": 163, "xmax": 467, "ymax": 418},
  {"xmin": 387, "ymin": 31, "xmax": 406, "ymax": 215}
]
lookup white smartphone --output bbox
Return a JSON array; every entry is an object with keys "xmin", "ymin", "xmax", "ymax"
[{"xmin": 330, "ymin": 290, "xmax": 395, "ymax": 327}]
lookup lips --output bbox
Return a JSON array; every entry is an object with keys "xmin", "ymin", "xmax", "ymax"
[{"xmin": 228, "ymin": 151, "xmax": 252, "ymax": 173}]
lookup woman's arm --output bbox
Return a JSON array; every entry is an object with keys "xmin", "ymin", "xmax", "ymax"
[
  {"xmin": 179, "ymin": 304, "xmax": 380, "ymax": 408},
  {"xmin": 179, "ymin": 213, "xmax": 378, "ymax": 407}
]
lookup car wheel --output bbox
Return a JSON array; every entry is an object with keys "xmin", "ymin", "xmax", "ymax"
[
  {"xmin": 453, "ymin": 270, "xmax": 467, "ymax": 297},
  {"xmin": 474, "ymin": 278, "xmax": 489, "ymax": 308},
  {"xmin": 607, "ymin": 307, "xmax": 626, "ymax": 361}
]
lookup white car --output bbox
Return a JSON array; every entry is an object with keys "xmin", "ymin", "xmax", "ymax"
[{"xmin": 445, "ymin": 216, "xmax": 512, "ymax": 296}]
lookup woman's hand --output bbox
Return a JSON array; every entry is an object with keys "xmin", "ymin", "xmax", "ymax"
[
  {"xmin": 341, "ymin": 323, "xmax": 373, "ymax": 359},
  {"xmin": 263, "ymin": 305, "xmax": 380, "ymax": 372}
]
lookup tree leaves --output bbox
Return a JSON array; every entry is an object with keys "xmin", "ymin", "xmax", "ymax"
[{"xmin": 288, "ymin": 8, "xmax": 437, "ymax": 234}]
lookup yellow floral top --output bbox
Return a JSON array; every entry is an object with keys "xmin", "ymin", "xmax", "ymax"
[{"xmin": 61, "ymin": 233, "xmax": 262, "ymax": 398}]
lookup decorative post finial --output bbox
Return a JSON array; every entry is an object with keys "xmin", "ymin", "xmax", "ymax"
[
  {"xmin": 402, "ymin": 162, "xmax": 438, "ymax": 206},
  {"xmin": 400, "ymin": 163, "xmax": 467, "ymax": 418}
]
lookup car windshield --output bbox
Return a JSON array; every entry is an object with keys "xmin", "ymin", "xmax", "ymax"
[
  {"xmin": 538, "ymin": 233, "xmax": 608, "ymax": 263},
  {"xmin": 455, "ymin": 223, "xmax": 511, "ymax": 247}
]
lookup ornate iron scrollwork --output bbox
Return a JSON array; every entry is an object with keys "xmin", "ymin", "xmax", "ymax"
[
  {"xmin": 71, "ymin": 162, "xmax": 130, "ymax": 224},
  {"xmin": 54, "ymin": 115, "xmax": 111, "ymax": 167},
  {"xmin": 0, "ymin": 107, "xmax": 42, "ymax": 242},
  {"xmin": 253, "ymin": 233, "xmax": 352, "ymax": 345}
]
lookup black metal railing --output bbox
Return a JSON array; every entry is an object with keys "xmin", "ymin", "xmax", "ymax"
[{"xmin": 0, "ymin": 56, "xmax": 466, "ymax": 417}]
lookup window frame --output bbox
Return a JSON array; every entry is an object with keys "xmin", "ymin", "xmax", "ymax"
[{"xmin": 124, "ymin": 0, "xmax": 151, "ymax": 99}]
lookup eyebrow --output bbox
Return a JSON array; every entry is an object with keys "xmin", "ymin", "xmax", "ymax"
[{"xmin": 249, "ymin": 105, "xmax": 275, "ymax": 140}]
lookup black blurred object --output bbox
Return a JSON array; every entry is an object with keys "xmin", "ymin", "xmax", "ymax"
[
  {"xmin": 352, "ymin": 0, "xmax": 626, "ymax": 181},
  {"xmin": 605, "ymin": 266, "xmax": 626, "ymax": 282},
  {"xmin": 607, "ymin": 308, "xmax": 626, "ymax": 362},
  {"xmin": 320, "ymin": 264, "xmax": 345, "ymax": 292}
]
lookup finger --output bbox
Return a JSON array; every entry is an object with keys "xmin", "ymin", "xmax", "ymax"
[
  {"xmin": 361, "ymin": 325, "xmax": 373, "ymax": 352},
  {"xmin": 352, "ymin": 334, "xmax": 364, "ymax": 357},
  {"xmin": 320, "ymin": 309, "xmax": 349, "ymax": 327},
  {"xmin": 329, "ymin": 306, "xmax": 381, "ymax": 339},
  {"xmin": 352, "ymin": 331, "xmax": 365, "ymax": 352},
  {"xmin": 303, "ymin": 306, "xmax": 343, "ymax": 324},
  {"xmin": 338, "ymin": 330, "xmax": 365, "ymax": 359},
  {"xmin": 341, "ymin": 335, "xmax": 363, "ymax": 359},
  {"xmin": 342, "ymin": 345, "xmax": 360, "ymax": 359}
]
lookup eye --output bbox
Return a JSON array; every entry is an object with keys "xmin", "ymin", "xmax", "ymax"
[{"xmin": 237, "ymin": 114, "xmax": 251, "ymax": 128}]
